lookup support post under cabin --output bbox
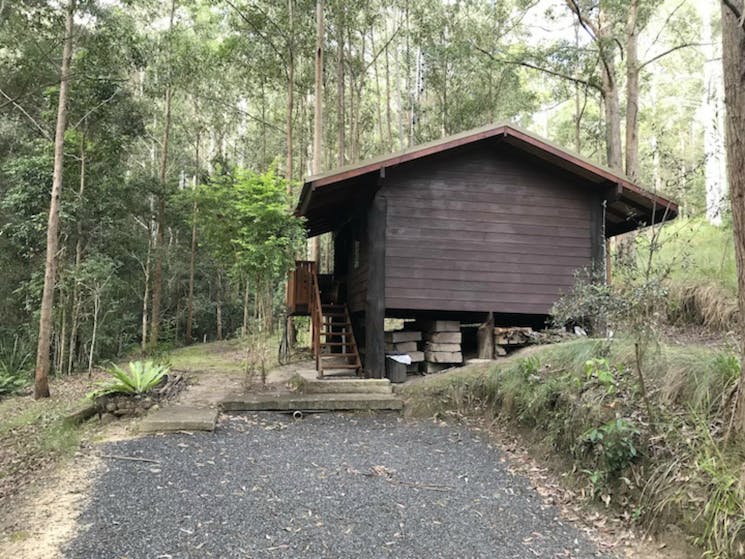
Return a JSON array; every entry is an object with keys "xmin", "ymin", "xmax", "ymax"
[
  {"xmin": 590, "ymin": 191, "xmax": 608, "ymax": 335},
  {"xmin": 365, "ymin": 193, "xmax": 386, "ymax": 379},
  {"xmin": 590, "ymin": 192, "xmax": 606, "ymax": 279}
]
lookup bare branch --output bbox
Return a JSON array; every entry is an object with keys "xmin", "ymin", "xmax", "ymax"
[
  {"xmin": 363, "ymin": 26, "xmax": 400, "ymax": 74},
  {"xmin": 639, "ymin": 42, "xmax": 704, "ymax": 69},
  {"xmin": 224, "ymin": 0, "xmax": 288, "ymax": 75},
  {"xmin": 0, "ymin": 87, "xmax": 52, "ymax": 140},
  {"xmin": 71, "ymin": 88, "xmax": 120, "ymax": 130},
  {"xmin": 565, "ymin": 0, "xmax": 616, "ymax": 88},
  {"xmin": 642, "ymin": 0, "xmax": 688, "ymax": 57},
  {"xmin": 472, "ymin": 43, "xmax": 602, "ymax": 92}
]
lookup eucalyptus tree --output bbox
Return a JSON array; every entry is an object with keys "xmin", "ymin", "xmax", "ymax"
[
  {"xmin": 720, "ymin": 0, "xmax": 745, "ymax": 435},
  {"xmin": 34, "ymin": 0, "xmax": 76, "ymax": 399}
]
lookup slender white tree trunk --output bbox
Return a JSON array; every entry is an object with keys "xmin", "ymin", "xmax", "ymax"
[
  {"xmin": 702, "ymin": 0, "xmax": 727, "ymax": 225},
  {"xmin": 34, "ymin": 0, "xmax": 75, "ymax": 399}
]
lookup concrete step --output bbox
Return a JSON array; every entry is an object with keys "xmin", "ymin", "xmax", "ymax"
[
  {"xmin": 302, "ymin": 378, "xmax": 392, "ymax": 394},
  {"xmin": 220, "ymin": 392, "xmax": 402, "ymax": 412},
  {"xmin": 139, "ymin": 406, "xmax": 218, "ymax": 433}
]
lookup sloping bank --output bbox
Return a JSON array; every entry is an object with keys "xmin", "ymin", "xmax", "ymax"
[{"xmin": 399, "ymin": 338, "xmax": 745, "ymax": 559}]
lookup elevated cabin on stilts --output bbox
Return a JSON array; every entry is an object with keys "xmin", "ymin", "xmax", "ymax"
[{"xmin": 287, "ymin": 123, "xmax": 678, "ymax": 379}]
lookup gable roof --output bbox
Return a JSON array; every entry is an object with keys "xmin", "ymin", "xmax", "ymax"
[{"xmin": 297, "ymin": 122, "xmax": 678, "ymax": 237}]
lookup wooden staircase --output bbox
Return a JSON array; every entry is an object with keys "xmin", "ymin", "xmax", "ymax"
[{"xmin": 311, "ymin": 276, "xmax": 362, "ymax": 378}]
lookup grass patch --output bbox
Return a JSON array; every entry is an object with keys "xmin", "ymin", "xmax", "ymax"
[
  {"xmin": 651, "ymin": 217, "xmax": 736, "ymax": 295},
  {"xmin": 166, "ymin": 335, "xmax": 281, "ymax": 376},
  {"xmin": 402, "ymin": 338, "xmax": 745, "ymax": 558}
]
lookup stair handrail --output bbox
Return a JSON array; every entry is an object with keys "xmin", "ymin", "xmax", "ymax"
[{"xmin": 310, "ymin": 265, "xmax": 323, "ymax": 374}]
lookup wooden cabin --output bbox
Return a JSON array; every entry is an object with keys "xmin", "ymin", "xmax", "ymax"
[{"xmin": 288, "ymin": 123, "xmax": 678, "ymax": 379}]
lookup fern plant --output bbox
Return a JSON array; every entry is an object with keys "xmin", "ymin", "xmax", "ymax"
[
  {"xmin": 88, "ymin": 360, "xmax": 168, "ymax": 399},
  {"xmin": 0, "ymin": 336, "xmax": 32, "ymax": 396}
]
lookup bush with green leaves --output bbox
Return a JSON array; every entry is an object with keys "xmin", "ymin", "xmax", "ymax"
[
  {"xmin": 581, "ymin": 418, "xmax": 640, "ymax": 474},
  {"xmin": 88, "ymin": 360, "xmax": 168, "ymax": 399}
]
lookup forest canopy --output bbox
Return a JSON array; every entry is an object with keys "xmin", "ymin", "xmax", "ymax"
[{"xmin": 0, "ymin": 0, "xmax": 733, "ymax": 395}]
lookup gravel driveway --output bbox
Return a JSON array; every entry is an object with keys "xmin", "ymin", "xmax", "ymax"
[{"xmin": 65, "ymin": 413, "xmax": 610, "ymax": 559}]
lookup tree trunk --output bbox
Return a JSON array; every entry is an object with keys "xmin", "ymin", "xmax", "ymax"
[
  {"xmin": 88, "ymin": 289, "xmax": 100, "ymax": 376},
  {"xmin": 601, "ymin": 62, "xmax": 623, "ymax": 172},
  {"xmin": 186, "ymin": 129, "xmax": 200, "ymax": 346},
  {"xmin": 336, "ymin": 11, "xmax": 345, "ymax": 167},
  {"xmin": 286, "ymin": 0, "xmax": 294, "ymax": 182},
  {"xmin": 624, "ymin": 0, "xmax": 640, "ymax": 180},
  {"xmin": 149, "ymin": 0, "xmax": 176, "ymax": 349},
  {"xmin": 141, "ymin": 204, "xmax": 152, "ymax": 352},
  {"xmin": 703, "ymin": 1, "xmax": 727, "ymax": 225},
  {"xmin": 721, "ymin": 0, "xmax": 745, "ymax": 434},
  {"xmin": 216, "ymin": 273, "xmax": 223, "ymax": 341},
  {"xmin": 34, "ymin": 0, "xmax": 75, "ymax": 399},
  {"xmin": 384, "ymin": 19, "xmax": 394, "ymax": 151},
  {"xmin": 310, "ymin": 0, "xmax": 324, "ymax": 263},
  {"xmin": 67, "ymin": 132, "xmax": 86, "ymax": 374},
  {"xmin": 57, "ymin": 302, "xmax": 66, "ymax": 374},
  {"xmin": 243, "ymin": 277, "xmax": 250, "ymax": 336},
  {"xmin": 371, "ymin": 29, "xmax": 384, "ymax": 149}
]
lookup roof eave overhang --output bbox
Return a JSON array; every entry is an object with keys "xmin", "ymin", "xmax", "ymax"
[{"xmin": 296, "ymin": 123, "xmax": 679, "ymax": 237}]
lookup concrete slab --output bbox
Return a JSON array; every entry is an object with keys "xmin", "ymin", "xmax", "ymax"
[
  {"xmin": 220, "ymin": 392, "xmax": 403, "ymax": 412},
  {"xmin": 139, "ymin": 406, "xmax": 218, "ymax": 433}
]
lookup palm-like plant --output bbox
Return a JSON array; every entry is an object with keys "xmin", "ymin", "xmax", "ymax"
[{"xmin": 89, "ymin": 360, "xmax": 168, "ymax": 398}]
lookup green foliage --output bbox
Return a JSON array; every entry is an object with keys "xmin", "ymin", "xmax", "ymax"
[
  {"xmin": 0, "ymin": 336, "xmax": 32, "ymax": 396},
  {"xmin": 584, "ymin": 357, "xmax": 616, "ymax": 394},
  {"xmin": 516, "ymin": 356, "xmax": 541, "ymax": 380},
  {"xmin": 581, "ymin": 418, "xmax": 640, "ymax": 474},
  {"xmin": 193, "ymin": 165, "xmax": 304, "ymax": 282},
  {"xmin": 88, "ymin": 360, "xmax": 168, "ymax": 398}
]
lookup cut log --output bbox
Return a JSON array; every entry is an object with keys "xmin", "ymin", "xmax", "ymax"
[
  {"xmin": 477, "ymin": 312, "xmax": 494, "ymax": 359},
  {"xmin": 385, "ymin": 330, "xmax": 422, "ymax": 343},
  {"xmin": 425, "ymin": 342, "xmax": 461, "ymax": 353},
  {"xmin": 426, "ymin": 332, "xmax": 461, "ymax": 344},
  {"xmin": 495, "ymin": 345, "xmax": 507, "ymax": 356},
  {"xmin": 424, "ymin": 351, "xmax": 463, "ymax": 363},
  {"xmin": 494, "ymin": 326, "xmax": 534, "ymax": 346}
]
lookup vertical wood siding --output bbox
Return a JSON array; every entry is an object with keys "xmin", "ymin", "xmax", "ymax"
[{"xmin": 380, "ymin": 143, "xmax": 594, "ymax": 315}]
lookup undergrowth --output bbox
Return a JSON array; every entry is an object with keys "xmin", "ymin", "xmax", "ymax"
[{"xmin": 403, "ymin": 338, "xmax": 745, "ymax": 558}]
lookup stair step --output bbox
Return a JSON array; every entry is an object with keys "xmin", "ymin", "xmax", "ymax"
[
  {"xmin": 321, "ymin": 352, "xmax": 358, "ymax": 357},
  {"xmin": 221, "ymin": 392, "xmax": 402, "ymax": 412},
  {"xmin": 302, "ymin": 379, "xmax": 392, "ymax": 395},
  {"xmin": 318, "ymin": 363, "xmax": 360, "ymax": 369},
  {"xmin": 321, "ymin": 342, "xmax": 357, "ymax": 347}
]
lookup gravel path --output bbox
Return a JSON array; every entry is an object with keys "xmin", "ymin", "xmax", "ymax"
[{"xmin": 65, "ymin": 413, "xmax": 610, "ymax": 559}]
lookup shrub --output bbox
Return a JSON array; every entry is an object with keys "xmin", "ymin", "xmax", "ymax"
[{"xmin": 88, "ymin": 360, "xmax": 168, "ymax": 399}]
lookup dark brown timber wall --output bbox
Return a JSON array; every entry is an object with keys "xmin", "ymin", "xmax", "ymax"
[
  {"xmin": 379, "ymin": 143, "xmax": 594, "ymax": 315},
  {"xmin": 346, "ymin": 217, "xmax": 368, "ymax": 313}
]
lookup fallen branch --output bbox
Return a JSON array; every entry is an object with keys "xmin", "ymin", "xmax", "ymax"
[
  {"xmin": 99, "ymin": 454, "xmax": 161, "ymax": 464},
  {"xmin": 387, "ymin": 479, "xmax": 453, "ymax": 492}
]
